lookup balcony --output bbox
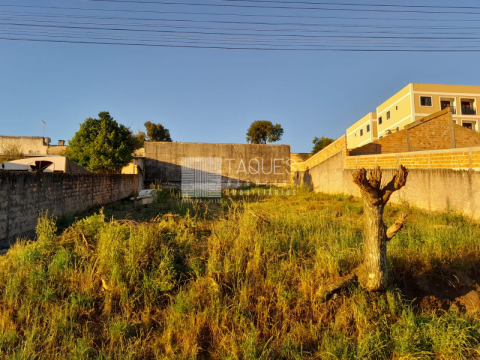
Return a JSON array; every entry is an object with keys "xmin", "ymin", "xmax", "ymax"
[
  {"xmin": 461, "ymin": 107, "xmax": 477, "ymax": 115},
  {"xmin": 441, "ymin": 104, "xmax": 456, "ymax": 114}
]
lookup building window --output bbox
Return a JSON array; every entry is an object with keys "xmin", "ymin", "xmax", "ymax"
[
  {"xmin": 441, "ymin": 99, "xmax": 457, "ymax": 114},
  {"xmin": 378, "ymin": 116, "xmax": 383, "ymax": 125},
  {"xmin": 462, "ymin": 120, "xmax": 477, "ymax": 131},
  {"xmin": 366, "ymin": 124, "xmax": 370, "ymax": 132},
  {"xmin": 386, "ymin": 111, "xmax": 391, "ymax": 120},
  {"xmin": 395, "ymin": 105, "xmax": 398, "ymax": 111},
  {"xmin": 396, "ymin": 127, "xmax": 399, "ymax": 131},
  {"xmin": 360, "ymin": 129, "xmax": 364, "ymax": 136},
  {"xmin": 420, "ymin": 96, "xmax": 432, "ymax": 106},
  {"xmin": 354, "ymin": 133, "xmax": 357, "ymax": 137},
  {"xmin": 441, "ymin": 100, "xmax": 452, "ymax": 108},
  {"xmin": 461, "ymin": 99, "xmax": 476, "ymax": 115}
]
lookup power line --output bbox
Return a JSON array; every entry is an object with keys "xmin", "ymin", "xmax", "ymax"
[
  {"xmin": 80, "ymin": 0, "xmax": 480, "ymax": 15},
  {"xmin": 0, "ymin": 24, "xmax": 469, "ymax": 43},
  {"xmin": 7, "ymin": 15, "xmax": 480, "ymax": 37},
  {"xmin": 9, "ymin": 29, "xmax": 466, "ymax": 48},
  {"xmin": 2, "ymin": 20, "xmax": 479, "ymax": 49},
  {"xmin": 2, "ymin": 1, "xmax": 480, "ymax": 52},
  {"xmin": 6, "ymin": 21, "xmax": 480, "ymax": 41},
  {"xmin": 6, "ymin": 27, "xmax": 479, "ymax": 49},
  {"xmin": 3, "ymin": 36, "xmax": 480, "ymax": 51},
  {"xmin": 2, "ymin": 4, "xmax": 480, "ymax": 23},
  {"xmin": 218, "ymin": 0, "xmax": 480, "ymax": 11},
  {"xmin": 5, "ymin": 10, "xmax": 480, "ymax": 31}
]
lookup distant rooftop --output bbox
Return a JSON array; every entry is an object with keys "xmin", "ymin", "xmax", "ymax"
[{"xmin": 0, "ymin": 135, "xmax": 44, "ymax": 139}]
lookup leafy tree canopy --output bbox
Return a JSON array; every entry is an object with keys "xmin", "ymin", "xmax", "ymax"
[
  {"xmin": 312, "ymin": 136, "xmax": 335, "ymax": 155},
  {"xmin": 133, "ymin": 130, "xmax": 147, "ymax": 149},
  {"xmin": 144, "ymin": 121, "xmax": 172, "ymax": 142},
  {"xmin": 246, "ymin": 120, "xmax": 284, "ymax": 144},
  {"xmin": 65, "ymin": 111, "xmax": 139, "ymax": 174}
]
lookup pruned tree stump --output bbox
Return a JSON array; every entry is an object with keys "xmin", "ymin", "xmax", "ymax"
[{"xmin": 320, "ymin": 165, "xmax": 409, "ymax": 299}]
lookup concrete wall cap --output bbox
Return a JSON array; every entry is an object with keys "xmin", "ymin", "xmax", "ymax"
[
  {"xmin": 145, "ymin": 141, "xmax": 289, "ymax": 146},
  {"xmin": 0, "ymin": 135, "xmax": 44, "ymax": 139}
]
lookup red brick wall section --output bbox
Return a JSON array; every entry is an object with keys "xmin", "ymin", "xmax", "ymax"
[
  {"xmin": 376, "ymin": 130, "xmax": 409, "ymax": 153},
  {"xmin": 352, "ymin": 130, "xmax": 408, "ymax": 154},
  {"xmin": 349, "ymin": 142, "xmax": 381, "ymax": 155},
  {"xmin": 454, "ymin": 125, "xmax": 480, "ymax": 148},
  {"xmin": 297, "ymin": 110, "xmax": 480, "ymax": 174},
  {"xmin": 408, "ymin": 112, "xmax": 451, "ymax": 151},
  {"xmin": 351, "ymin": 110, "xmax": 454, "ymax": 154}
]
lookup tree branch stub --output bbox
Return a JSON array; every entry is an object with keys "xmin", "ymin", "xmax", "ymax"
[{"xmin": 386, "ymin": 212, "xmax": 408, "ymax": 240}]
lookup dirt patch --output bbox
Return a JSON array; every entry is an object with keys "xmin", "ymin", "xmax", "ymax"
[{"xmin": 399, "ymin": 268, "xmax": 480, "ymax": 314}]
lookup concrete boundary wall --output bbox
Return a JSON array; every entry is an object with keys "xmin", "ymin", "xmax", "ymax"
[
  {"xmin": 293, "ymin": 135, "xmax": 480, "ymax": 220},
  {"xmin": 0, "ymin": 172, "xmax": 137, "ymax": 248},
  {"xmin": 0, "ymin": 135, "xmax": 67, "ymax": 156},
  {"xmin": 144, "ymin": 142, "xmax": 291, "ymax": 186},
  {"xmin": 292, "ymin": 136, "xmax": 347, "ymax": 172}
]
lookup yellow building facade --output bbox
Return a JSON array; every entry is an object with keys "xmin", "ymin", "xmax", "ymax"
[
  {"xmin": 346, "ymin": 83, "xmax": 480, "ymax": 150},
  {"xmin": 346, "ymin": 112, "xmax": 377, "ymax": 149}
]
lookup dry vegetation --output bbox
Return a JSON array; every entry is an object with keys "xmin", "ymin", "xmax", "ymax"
[
  {"xmin": 2, "ymin": 188, "xmax": 480, "ymax": 359},
  {"xmin": 0, "ymin": 144, "xmax": 24, "ymax": 162}
]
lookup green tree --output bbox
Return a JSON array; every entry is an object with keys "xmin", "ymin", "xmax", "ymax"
[
  {"xmin": 144, "ymin": 121, "xmax": 172, "ymax": 142},
  {"xmin": 246, "ymin": 120, "xmax": 284, "ymax": 144},
  {"xmin": 65, "ymin": 112, "xmax": 139, "ymax": 174},
  {"xmin": 133, "ymin": 130, "xmax": 147, "ymax": 149},
  {"xmin": 311, "ymin": 136, "xmax": 335, "ymax": 155}
]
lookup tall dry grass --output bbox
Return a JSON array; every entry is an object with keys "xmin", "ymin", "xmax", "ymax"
[{"xmin": 1, "ymin": 188, "xmax": 480, "ymax": 359}]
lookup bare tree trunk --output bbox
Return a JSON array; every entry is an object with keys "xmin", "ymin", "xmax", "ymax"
[
  {"xmin": 352, "ymin": 165, "xmax": 409, "ymax": 292},
  {"xmin": 361, "ymin": 200, "xmax": 389, "ymax": 291}
]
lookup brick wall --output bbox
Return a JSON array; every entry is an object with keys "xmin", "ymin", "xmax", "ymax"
[
  {"xmin": 377, "ymin": 130, "xmax": 409, "ymax": 153},
  {"xmin": 350, "ymin": 109, "xmax": 480, "ymax": 156},
  {"xmin": 351, "ymin": 110, "xmax": 455, "ymax": 154},
  {"xmin": 290, "ymin": 108, "xmax": 480, "ymax": 219},
  {"xmin": 344, "ymin": 147, "xmax": 480, "ymax": 170},
  {"xmin": 295, "ymin": 150, "xmax": 480, "ymax": 220},
  {"xmin": 0, "ymin": 172, "xmax": 136, "ymax": 248},
  {"xmin": 351, "ymin": 130, "xmax": 409, "ymax": 154},
  {"xmin": 294, "ymin": 110, "xmax": 480, "ymax": 174},
  {"xmin": 455, "ymin": 125, "xmax": 480, "ymax": 148},
  {"xmin": 408, "ymin": 111, "xmax": 452, "ymax": 151},
  {"xmin": 349, "ymin": 142, "xmax": 381, "ymax": 155}
]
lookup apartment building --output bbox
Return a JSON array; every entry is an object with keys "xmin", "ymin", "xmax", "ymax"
[
  {"xmin": 346, "ymin": 112, "xmax": 377, "ymax": 149},
  {"xmin": 346, "ymin": 83, "xmax": 480, "ymax": 150}
]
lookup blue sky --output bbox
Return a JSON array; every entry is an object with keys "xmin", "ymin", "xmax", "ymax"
[{"xmin": 1, "ymin": 0, "xmax": 480, "ymax": 152}]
